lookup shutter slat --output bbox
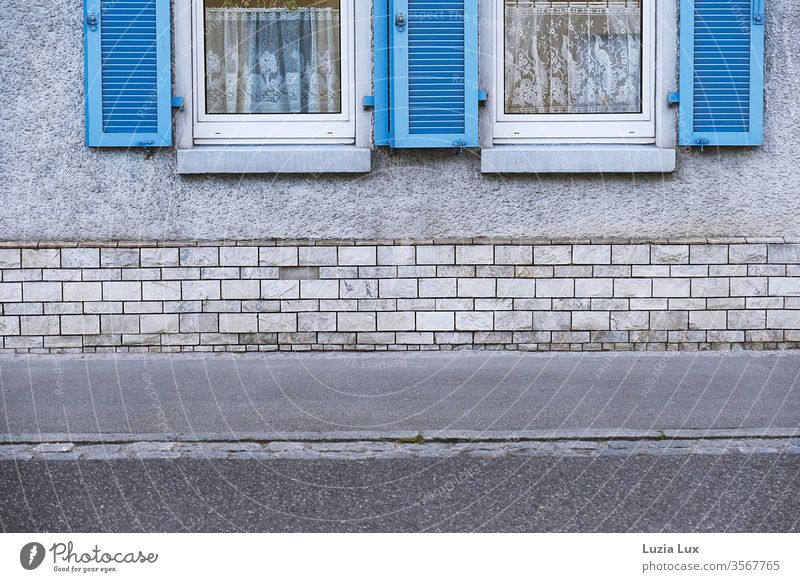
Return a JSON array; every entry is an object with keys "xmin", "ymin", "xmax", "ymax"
[
  {"xmin": 679, "ymin": 0, "xmax": 764, "ymax": 146},
  {"xmin": 84, "ymin": 0, "xmax": 172, "ymax": 147}
]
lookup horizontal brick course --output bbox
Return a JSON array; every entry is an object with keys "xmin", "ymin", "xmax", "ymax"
[{"xmin": 0, "ymin": 241, "xmax": 796, "ymax": 352}]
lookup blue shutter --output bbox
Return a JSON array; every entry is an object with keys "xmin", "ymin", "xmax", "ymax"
[
  {"xmin": 679, "ymin": 0, "xmax": 765, "ymax": 147},
  {"xmin": 84, "ymin": 0, "xmax": 172, "ymax": 147},
  {"xmin": 375, "ymin": 0, "xmax": 478, "ymax": 148}
]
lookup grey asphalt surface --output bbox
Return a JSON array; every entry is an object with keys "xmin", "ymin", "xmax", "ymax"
[
  {"xmin": 1, "ymin": 455, "xmax": 798, "ymax": 532},
  {"xmin": 1, "ymin": 351, "xmax": 798, "ymax": 439}
]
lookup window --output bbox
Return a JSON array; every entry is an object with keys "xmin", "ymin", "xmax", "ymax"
[
  {"xmin": 192, "ymin": 0, "xmax": 355, "ymax": 143},
  {"xmin": 493, "ymin": 0, "xmax": 655, "ymax": 142}
]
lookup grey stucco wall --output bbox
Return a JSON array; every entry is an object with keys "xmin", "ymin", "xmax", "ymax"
[{"xmin": 1, "ymin": 1, "xmax": 799, "ymax": 242}]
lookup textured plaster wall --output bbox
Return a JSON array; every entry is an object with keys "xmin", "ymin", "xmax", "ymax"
[{"xmin": 1, "ymin": 1, "xmax": 799, "ymax": 242}]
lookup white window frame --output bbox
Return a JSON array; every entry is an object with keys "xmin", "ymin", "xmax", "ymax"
[
  {"xmin": 190, "ymin": 0, "xmax": 357, "ymax": 144},
  {"xmin": 492, "ymin": 0, "xmax": 657, "ymax": 144}
]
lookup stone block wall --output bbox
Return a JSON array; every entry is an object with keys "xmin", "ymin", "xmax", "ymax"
[{"xmin": 0, "ymin": 239, "xmax": 798, "ymax": 353}]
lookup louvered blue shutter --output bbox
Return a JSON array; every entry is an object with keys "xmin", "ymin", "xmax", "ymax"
[
  {"xmin": 376, "ymin": 0, "xmax": 478, "ymax": 148},
  {"xmin": 679, "ymin": 0, "xmax": 765, "ymax": 147},
  {"xmin": 84, "ymin": 0, "xmax": 172, "ymax": 147}
]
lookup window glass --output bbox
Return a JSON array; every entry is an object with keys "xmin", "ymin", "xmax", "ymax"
[
  {"xmin": 204, "ymin": 0, "xmax": 342, "ymax": 114},
  {"xmin": 504, "ymin": 0, "xmax": 642, "ymax": 115}
]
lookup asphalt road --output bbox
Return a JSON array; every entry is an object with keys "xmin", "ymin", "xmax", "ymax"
[{"xmin": 2, "ymin": 455, "xmax": 798, "ymax": 532}]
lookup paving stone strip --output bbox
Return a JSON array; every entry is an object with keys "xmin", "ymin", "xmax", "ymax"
[{"xmin": 1, "ymin": 438, "xmax": 798, "ymax": 461}]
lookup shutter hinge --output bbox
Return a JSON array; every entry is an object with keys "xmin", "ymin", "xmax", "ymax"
[
  {"xmin": 753, "ymin": 0, "xmax": 764, "ymax": 24},
  {"xmin": 362, "ymin": 95, "xmax": 375, "ymax": 109},
  {"xmin": 477, "ymin": 89, "xmax": 488, "ymax": 105},
  {"xmin": 86, "ymin": 9, "xmax": 99, "ymax": 31},
  {"xmin": 694, "ymin": 138, "xmax": 710, "ymax": 152},
  {"xmin": 453, "ymin": 138, "xmax": 467, "ymax": 155},
  {"xmin": 171, "ymin": 96, "xmax": 185, "ymax": 110},
  {"xmin": 668, "ymin": 91, "xmax": 680, "ymax": 105}
]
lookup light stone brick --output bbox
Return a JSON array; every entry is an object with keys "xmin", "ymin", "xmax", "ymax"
[
  {"xmin": 338, "ymin": 246, "xmax": 376, "ymax": 266},
  {"xmin": 416, "ymin": 245, "xmax": 454, "ymax": 265},
  {"xmin": 611, "ymin": 311, "xmax": 649, "ymax": 331},
  {"xmin": 476, "ymin": 265, "xmax": 514, "ymax": 277},
  {"xmin": 140, "ymin": 314, "xmax": 179, "ymax": 334},
  {"xmin": 613, "ymin": 279, "xmax": 651, "ymax": 298},
  {"xmin": 300, "ymin": 280, "xmax": 339, "ymax": 299},
  {"xmin": 690, "ymin": 245, "xmax": 728, "ymax": 264},
  {"xmin": 181, "ymin": 280, "xmax": 220, "ymax": 300},
  {"xmin": 706, "ymin": 330, "xmax": 744, "ymax": 343},
  {"xmin": 379, "ymin": 279, "xmax": 417, "ymax": 298},
  {"xmin": 611, "ymin": 245, "xmax": 649, "ymax": 265},
  {"xmin": 650, "ymin": 311, "xmax": 688, "ymax": 330},
  {"xmin": 0, "ymin": 316, "xmax": 20, "ymax": 335},
  {"xmin": 728, "ymin": 244, "xmax": 766, "ymax": 264},
  {"xmin": 298, "ymin": 312, "xmax": 336, "ymax": 332},
  {"xmin": 652, "ymin": 278, "xmax": 690, "ymax": 298},
  {"xmin": 357, "ymin": 332, "xmax": 395, "ymax": 344},
  {"xmin": 377, "ymin": 311, "xmax": 415, "ymax": 331},
  {"xmin": 85, "ymin": 302, "xmax": 123, "ymax": 314},
  {"xmin": 239, "ymin": 267, "xmax": 279, "ymax": 279},
  {"xmin": 495, "ymin": 246, "xmax": 532, "ymax": 265},
  {"xmin": 123, "ymin": 301, "xmax": 162, "ymax": 314},
  {"xmin": 691, "ymin": 278, "xmax": 729, "ymax": 297},
  {"xmin": 729, "ymin": 277, "xmax": 767, "ymax": 297},
  {"xmin": 515, "ymin": 266, "xmax": 554, "ymax": 278},
  {"xmin": 179, "ymin": 313, "xmax": 218, "ymax": 333},
  {"xmin": 534, "ymin": 245, "xmax": 571, "ymax": 265},
  {"xmin": 455, "ymin": 311, "xmax": 493, "ymax": 331},
  {"xmin": 595, "ymin": 266, "xmax": 631, "ymax": 278},
  {"xmin": 767, "ymin": 244, "xmax": 800, "ymax": 264},
  {"xmin": 416, "ymin": 311, "xmax": 454, "ymax": 331},
  {"xmin": 651, "ymin": 245, "xmax": 689, "ymax": 264},
  {"xmin": 142, "ymin": 281, "xmax": 181, "ymax": 301},
  {"xmin": 20, "ymin": 315, "xmax": 59, "ymax": 336},
  {"xmin": 5, "ymin": 303, "xmax": 43, "ymax": 315},
  {"xmin": 259, "ymin": 247, "xmax": 298, "ymax": 266},
  {"xmin": 474, "ymin": 331, "xmax": 512, "ymax": 343},
  {"xmin": 766, "ymin": 310, "xmax": 800, "ymax": 329},
  {"xmin": 572, "ymin": 245, "xmax": 610, "ymax": 265},
  {"xmin": 436, "ymin": 298, "xmax": 473, "ymax": 311},
  {"xmin": 279, "ymin": 299, "xmax": 318, "ymax": 312},
  {"xmin": 536, "ymin": 278, "xmax": 574, "ymax": 298},
  {"xmin": 337, "ymin": 312, "xmax": 375, "ymax": 332},
  {"xmin": 688, "ymin": 310, "xmax": 726, "ymax": 330},
  {"xmin": 749, "ymin": 264, "xmax": 785, "ymax": 276},
  {"xmin": 61, "ymin": 315, "xmax": 100, "ymax": 335},
  {"xmin": 61, "ymin": 248, "xmax": 100, "ymax": 268},
  {"xmin": 100, "ymin": 248, "xmax": 139, "ymax": 268},
  {"xmin": 554, "ymin": 265, "xmax": 592, "ymax": 278},
  {"xmin": 219, "ymin": 313, "xmax": 258, "ymax": 333},
  {"xmin": 747, "ymin": 297, "xmax": 782, "ymax": 309},
  {"xmin": 377, "ymin": 246, "xmax": 416, "ymax": 265},
  {"xmin": 457, "ymin": 278, "xmax": 496, "ymax": 297},
  {"xmin": 437, "ymin": 265, "xmax": 474, "ymax": 277},
  {"xmin": 396, "ymin": 332, "xmax": 434, "ymax": 344},
  {"xmin": 436, "ymin": 332, "xmax": 473, "ymax": 344},
  {"xmin": 497, "ymin": 278, "xmax": 535, "ymax": 298},
  {"xmin": 23, "ymin": 282, "xmax": 62, "ymax": 302},
  {"xmin": 551, "ymin": 331, "xmax": 590, "ymax": 344},
  {"xmin": 531, "ymin": 311, "xmax": 570, "ymax": 330},
  {"xmin": 340, "ymin": 279, "xmax": 378, "ymax": 299},
  {"xmin": 575, "ymin": 278, "xmax": 612, "ymax": 298},
  {"xmin": 769, "ymin": 277, "xmax": 800, "ymax": 296},
  {"xmin": 494, "ymin": 311, "xmax": 532, "ymax": 330},
  {"xmin": 22, "ymin": 249, "xmax": 60, "ymax": 268},
  {"xmin": 162, "ymin": 267, "xmax": 200, "ymax": 280},
  {"xmin": 455, "ymin": 245, "xmax": 493, "ymax": 265},
  {"xmin": 140, "ymin": 248, "xmax": 179, "ymax": 267},
  {"xmin": 260, "ymin": 280, "xmax": 299, "ymax": 299},
  {"xmin": 299, "ymin": 246, "xmax": 337, "ymax": 266},
  {"xmin": 709, "ymin": 265, "xmax": 747, "ymax": 277},
  {"xmin": 572, "ymin": 311, "xmax": 609, "ymax": 330},
  {"xmin": 0, "ymin": 249, "xmax": 21, "ymax": 268},
  {"xmin": 398, "ymin": 266, "xmax": 436, "ymax": 278},
  {"xmin": 398, "ymin": 298, "xmax": 435, "ymax": 311},
  {"xmin": 727, "ymin": 310, "xmax": 765, "ymax": 329},
  {"xmin": 316, "ymin": 332, "xmax": 355, "ymax": 345},
  {"xmin": 220, "ymin": 247, "xmax": 258, "ymax": 266},
  {"xmin": 201, "ymin": 267, "xmax": 240, "ymax": 280},
  {"xmin": 419, "ymin": 278, "xmax": 456, "ymax": 298},
  {"xmin": 553, "ymin": 298, "xmax": 589, "ymax": 310},
  {"xmin": 360, "ymin": 266, "xmax": 397, "ymax": 278},
  {"xmin": 475, "ymin": 298, "xmax": 512, "ymax": 310},
  {"xmin": 258, "ymin": 313, "xmax": 297, "ymax": 332},
  {"xmin": 0, "ymin": 283, "xmax": 22, "ymax": 302},
  {"xmin": 591, "ymin": 298, "xmax": 628, "ymax": 310},
  {"xmin": 633, "ymin": 265, "xmax": 670, "ymax": 278},
  {"xmin": 180, "ymin": 247, "xmax": 218, "ymax": 267}
]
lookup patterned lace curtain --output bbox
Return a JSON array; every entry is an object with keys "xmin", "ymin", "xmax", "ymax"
[
  {"xmin": 504, "ymin": 0, "xmax": 642, "ymax": 114},
  {"xmin": 205, "ymin": 7, "xmax": 341, "ymax": 114}
]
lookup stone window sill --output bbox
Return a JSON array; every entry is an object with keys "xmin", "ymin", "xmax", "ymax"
[
  {"xmin": 177, "ymin": 145, "xmax": 371, "ymax": 175},
  {"xmin": 480, "ymin": 144, "xmax": 676, "ymax": 174}
]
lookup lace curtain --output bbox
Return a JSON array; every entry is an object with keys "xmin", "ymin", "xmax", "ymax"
[
  {"xmin": 504, "ymin": 0, "xmax": 642, "ymax": 114},
  {"xmin": 204, "ymin": 7, "xmax": 341, "ymax": 114}
]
